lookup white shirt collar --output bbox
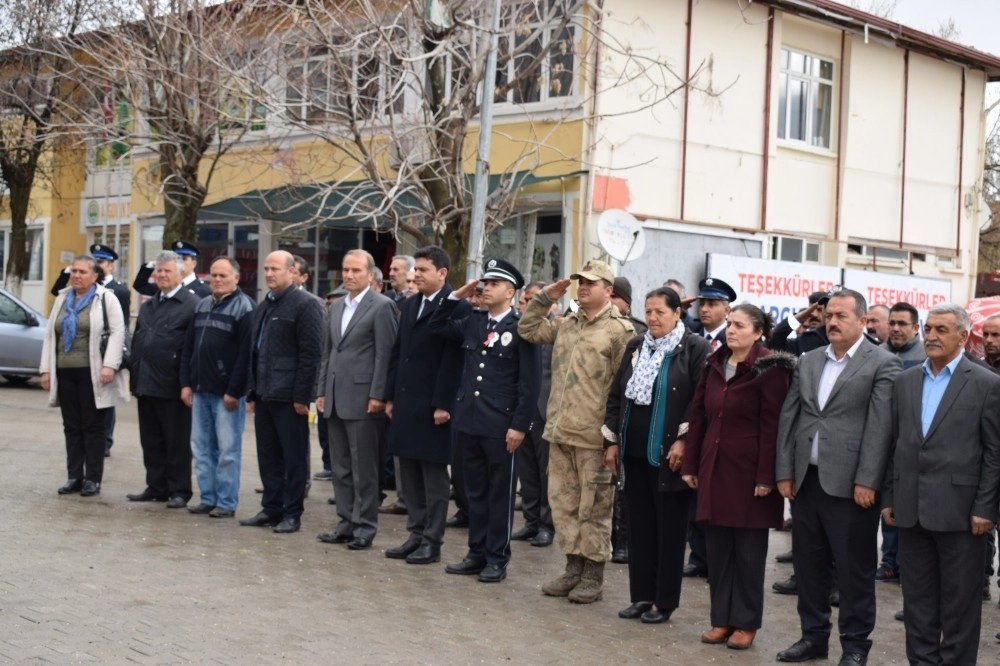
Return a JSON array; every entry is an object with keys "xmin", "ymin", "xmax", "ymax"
[
  {"xmin": 488, "ymin": 307, "xmax": 513, "ymax": 324},
  {"xmin": 346, "ymin": 286, "xmax": 370, "ymax": 307}
]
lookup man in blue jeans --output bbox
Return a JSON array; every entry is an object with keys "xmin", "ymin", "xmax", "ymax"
[{"xmin": 180, "ymin": 256, "xmax": 255, "ymax": 518}]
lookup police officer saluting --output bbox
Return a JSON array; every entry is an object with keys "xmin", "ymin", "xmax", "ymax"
[
  {"xmin": 134, "ymin": 240, "xmax": 211, "ymax": 298},
  {"xmin": 430, "ymin": 258, "xmax": 541, "ymax": 583}
]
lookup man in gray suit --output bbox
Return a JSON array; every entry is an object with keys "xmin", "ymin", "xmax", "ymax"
[
  {"xmin": 774, "ymin": 289, "xmax": 902, "ymax": 666},
  {"xmin": 882, "ymin": 303, "xmax": 1000, "ymax": 666},
  {"xmin": 315, "ymin": 249, "xmax": 398, "ymax": 550}
]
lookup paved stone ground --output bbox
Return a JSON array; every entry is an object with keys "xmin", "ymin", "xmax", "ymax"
[{"xmin": 2, "ymin": 378, "xmax": 999, "ymax": 664}]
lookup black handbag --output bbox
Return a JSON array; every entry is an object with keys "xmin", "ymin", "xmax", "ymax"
[{"xmin": 99, "ymin": 294, "xmax": 132, "ymax": 369}]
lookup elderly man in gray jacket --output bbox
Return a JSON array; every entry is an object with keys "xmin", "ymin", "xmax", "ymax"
[{"xmin": 774, "ymin": 289, "xmax": 901, "ymax": 666}]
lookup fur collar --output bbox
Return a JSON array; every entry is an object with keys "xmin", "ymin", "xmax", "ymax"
[{"xmin": 752, "ymin": 351, "xmax": 798, "ymax": 376}]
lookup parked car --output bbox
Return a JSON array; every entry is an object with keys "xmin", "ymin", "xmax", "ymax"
[{"xmin": 0, "ymin": 287, "xmax": 47, "ymax": 383}]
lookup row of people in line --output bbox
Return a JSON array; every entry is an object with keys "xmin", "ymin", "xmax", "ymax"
[{"xmin": 41, "ymin": 244, "xmax": 1000, "ymax": 665}]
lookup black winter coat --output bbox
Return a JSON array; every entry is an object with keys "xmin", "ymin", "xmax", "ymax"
[
  {"xmin": 131, "ymin": 288, "xmax": 199, "ymax": 398},
  {"xmin": 248, "ymin": 286, "xmax": 324, "ymax": 405}
]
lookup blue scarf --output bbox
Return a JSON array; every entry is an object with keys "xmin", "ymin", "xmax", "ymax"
[{"xmin": 61, "ymin": 285, "xmax": 98, "ymax": 353}]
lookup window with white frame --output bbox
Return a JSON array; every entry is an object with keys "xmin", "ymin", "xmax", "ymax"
[
  {"xmin": 494, "ymin": 1, "xmax": 576, "ymax": 105},
  {"xmin": 285, "ymin": 35, "xmax": 405, "ymax": 124},
  {"xmin": 778, "ymin": 48, "xmax": 834, "ymax": 149},
  {"xmin": 25, "ymin": 228, "xmax": 44, "ymax": 281},
  {"xmin": 220, "ymin": 53, "xmax": 269, "ymax": 132},
  {"xmin": 771, "ymin": 236, "xmax": 820, "ymax": 263}
]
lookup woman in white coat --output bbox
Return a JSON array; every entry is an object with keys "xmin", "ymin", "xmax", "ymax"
[{"xmin": 41, "ymin": 255, "xmax": 129, "ymax": 496}]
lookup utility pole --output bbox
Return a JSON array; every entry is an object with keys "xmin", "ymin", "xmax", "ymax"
[{"xmin": 465, "ymin": 0, "xmax": 502, "ymax": 281}]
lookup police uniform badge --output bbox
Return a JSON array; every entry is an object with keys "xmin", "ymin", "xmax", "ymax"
[{"xmin": 500, "ymin": 331, "xmax": 512, "ymax": 347}]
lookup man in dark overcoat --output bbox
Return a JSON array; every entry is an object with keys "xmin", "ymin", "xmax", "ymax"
[{"xmin": 383, "ymin": 245, "xmax": 468, "ymax": 564}]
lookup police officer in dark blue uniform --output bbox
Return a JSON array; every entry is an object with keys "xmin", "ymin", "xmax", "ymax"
[
  {"xmin": 133, "ymin": 240, "xmax": 211, "ymax": 298},
  {"xmin": 430, "ymin": 258, "xmax": 542, "ymax": 583}
]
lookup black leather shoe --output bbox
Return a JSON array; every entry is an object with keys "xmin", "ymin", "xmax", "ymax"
[
  {"xmin": 104, "ymin": 447, "xmax": 111, "ymax": 458},
  {"xmin": 894, "ymin": 609, "xmax": 905, "ymax": 622},
  {"xmin": 618, "ymin": 602, "xmax": 653, "ymax": 619},
  {"xmin": 187, "ymin": 503, "xmax": 215, "ymax": 514},
  {"xmin": 511, "ymin": 526, "xmax": 538, "ymax": 541},
  {"xmin": 127, "ymin": 489, "xmax": 168, "ymax": 502},
  {"xmin": 273, "ymin": 517, "xmax": 301, "ymax": 533},
  {"xmin": 611, "ymin": 545, "xmax": 629, "ymax": 563},
  {"xmin": 209, "ymin": 508, "xmax": 234, "ymax": 518},
  {"xmin": 347, "ymin": 536, "xmax": 373, "ymax": 550},
  {"xmin": 317, "ymin": 532, "xmax": 352, "ymax": 544},
  {"xmin": 776, "ymin": 639, "xmax": 829, "ymax": 662},
  {"xmin": 776, "ymin": 549, "xmax": 794, "ymax": 563},
  {"xmin": 530, "ymin": 529, "xmax": 554, "ymax": 547},
  {"xmin": 80, "ymin": 480, "xmax": 100, "ymax": 496},
  {"xmin": 838, "ymin": 653, "xmax": 866, "ymax": 666},
  {"xmin": 240, "ymin": 511, "xmax": 280, "ymax": 527},
  {"xmin": 405, "ymin": 543, "xmax": 441, "ymax": 565},
  {"xmin": 682, "ymin": 563, "xmax": 707, "ymax": 578},
  {"xmin": 385, "ymin": 535, "xmax": 422, "ymax": 559},
  {"xmin": 640, "ymin": 608, "xmax": 671, "ymax": 624},
  {"xmin": 445, "ymin": 513, "xmax": 469, "ymax": 528},
  {"xmin": 772, "ymin": 575, "xmax": 798, "ymax": 595},
  {"xmin": 58, "ymin": 479, "xmax": 83, "ymax": 495},
  {"xmin": 313, "ymin": 469, "xmax": 333, "ymax": 480},
  {"xmin": 327, "ymin": 497, "xmax": 336, "ymax": 505},
  {"xmin": 166, "ymin": 495, "xmax": 189, "ymax": 509},
  {"xmin": 478, "ymin": 564, "xmax": 506, "ymax": 582},
  {"xmin": 445, "ymin": 557, "xmax": 486, "ymax": 575}
]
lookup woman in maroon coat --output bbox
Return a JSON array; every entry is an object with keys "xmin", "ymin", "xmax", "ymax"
[{"xmin": 681, "ymin": 303, "xmax": 795, "ymax": 650}]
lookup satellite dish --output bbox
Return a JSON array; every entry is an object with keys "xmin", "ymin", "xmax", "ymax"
[{"xmin": 597, "ymin": 209, "xmax": 645, "ymax": 262}]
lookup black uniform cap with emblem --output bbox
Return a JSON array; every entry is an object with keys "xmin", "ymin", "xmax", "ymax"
[
  {"xmin": 89, "ymin": 243, "xmax": 118, "ymax": 262},
  {"xmin": 171, "ymin": 240, "xmax": 199, "ymax": 257},
  {"xmin": 697, "ymin": 277, "xmax": 737, "ymax": 303},
  {"xmin": 481, "ymin": 258, "xmax": 525, "ymax": 290}
]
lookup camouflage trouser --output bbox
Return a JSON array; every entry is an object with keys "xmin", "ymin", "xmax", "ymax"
[{"xmin": 547, "ymin": 441, "xmax": 615, "ymax": 562}]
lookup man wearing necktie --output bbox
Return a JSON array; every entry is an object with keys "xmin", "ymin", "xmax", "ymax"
[
  {"xmin": 383, "ymin": 246, "xmax": 468, "ymax": 565},
  {"xmin": 682, "ymin": 276, "xmax": 738, "ymax": 578},
  {"xmin": 431, "ymin": 258, "xmax": 541, "ymax": 582}
]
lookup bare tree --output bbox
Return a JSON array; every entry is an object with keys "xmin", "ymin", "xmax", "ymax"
[
  {"xmin": 237, "ymin": 0, "xmax": 696, "ymax": 275},
  {"xmin": 0, "ymin": 0, "xmax": 94, "ymax": 295},
  {"xmin": 55, "ymin": 0, "xmax": 264, "ymax": 244},
  {"xmin": 844, "ymin": 0, "xmax": 898, "ymax": 19}
]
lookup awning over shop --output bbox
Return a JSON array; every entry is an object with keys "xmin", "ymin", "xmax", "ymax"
[{"xmin": 197, "ymin": 170, "xmax": 586, "ymax": 229}]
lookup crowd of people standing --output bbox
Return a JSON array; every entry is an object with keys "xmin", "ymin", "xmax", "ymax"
[{"xmin": 40, "ymin": 240, "xmax": 1000, "ymax": 665}]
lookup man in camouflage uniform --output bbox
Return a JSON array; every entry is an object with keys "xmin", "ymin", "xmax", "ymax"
[{"xmin": 518, "ymin": 260, "xmax": 634, "ymax": 603}]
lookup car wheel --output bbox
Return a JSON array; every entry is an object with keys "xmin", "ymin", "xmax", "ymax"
[{"xmin": 2, "ymin": 375, "xmax": 31, "ymax": 385}]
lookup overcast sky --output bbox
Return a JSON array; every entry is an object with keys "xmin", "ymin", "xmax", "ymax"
[{"xmin": 882, "ymin": 0, "xmax": 1000, "ymax": 57}]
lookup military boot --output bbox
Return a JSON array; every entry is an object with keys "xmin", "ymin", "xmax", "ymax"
[
  {"xmin": 568, "ymin": 559, "xmax": 605, "ymax": 604},
  {"xmin": 542, "ymin": 554, "xmax": 585, "ymax": 597}
]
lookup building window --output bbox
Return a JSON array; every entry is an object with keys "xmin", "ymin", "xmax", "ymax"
[
  {"xmin": 93, "ymin": 86, "xmax": 132, "ymax": 168},
  {"xmin": 286, "ymin": 37, "xmax": 406, "ymax": 124},
  {"xmin": 25, "ymin": 228, "xmax": 44, "ymax": 281},
  {"xmin": 494, "ymin": 2, "xmax": 576, "ymax": 105},
  {"xmin": 778, "ymin": 48, "xmax": 833, "ymax": 149},
  {"xmin": 220, "ymin": 55, "xmax": 268, "ymax": 132},
  {"xmin": 772, "ymin": 236, "xmax": 820, "ymax": 263},
  {"xmin": 847, "ymin": 243, "xmax": 909, "ymax": 262}
]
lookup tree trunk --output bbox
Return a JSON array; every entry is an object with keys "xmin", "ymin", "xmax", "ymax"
[
  {"xmin": 440, "ymin": 215, "xmax": 469, "ymax": 288},
  {"xmin": 3, "ymin": 180, "xmax": 33, "ymax": 297}
]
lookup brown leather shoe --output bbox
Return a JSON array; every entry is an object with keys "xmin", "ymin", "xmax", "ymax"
[
  {"xmin": 701, "ymin": 627, "xmax": 734, "ymax": 644},
  {"xmin": 726, "ymin": 629, "xmax": 756, "ymax": 650}
]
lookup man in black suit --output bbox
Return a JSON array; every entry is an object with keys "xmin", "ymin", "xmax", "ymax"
[
  {"xmin": 882, "ymin": 303, "xmax": 1000, "ymax": 665},
  {"xmin": 383, "ymin": 245, "xmax": 467, "ymax": 565},
  {"xmin": 127, "ymin": 251, "xmax": 199, "ymax": 508},
  {"xmin": 432, "ymin": 258, "xmax": 541, "ymax": 582},
  {"xmin": 511, "ymin": 281, "xmax": 555, "ymax": 547},
  {"xmin": 240, "ymin": 251, "xmax": 324, "ymax": 534},
  {"xmin": 51, "ymin": 243, "xmax": 131, "ymax": 457},
  {"xmin": 769, "ymin": 291, "xmax": 831, "ymax": 356},
  {"xmin": 133, "ymin": 240, "xmax": 211, "ymax": 298}
]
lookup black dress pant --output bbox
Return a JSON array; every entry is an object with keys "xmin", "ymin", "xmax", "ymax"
[
  {"xmin": 399, "ymin": 457, "xmax": 450, "ymax": 547},
  {"xmin": 792, "ymin": 466, "xmax": 879, "ymax": 656},
  {"xmin": 461, "ymin": 432, "xmax": 517, "ymax": 567},
  {"xmin": 254, "ymin": 400, "xmax": 308, "ymax": 520},
  {"xmin": 136, "ymin": 396, "xmax": 192, "ymax": 499},
  {"xmin": 517, "ymin": 410, "xmax": 552, "ymax": 531},
  {"xmin": 451, "ymin": 431, "xmax": 469, "ymax": 518},
  {"xmin": 57, "ymin": 367, "xmax": 108, "ymax": 483},
  {"xmin": 899, "ymin": 525, "xmax": 985, "ymax": 666},
  {"xmin": 705, "ymin": 525, "xmax": 769, "ymax": 629},
  {"xmin": 623, "ymin": 456, "xmax": 692, "ymax": 611},
  {"xmin": 687, "ymin": 498, "xmax": 708, "ymax": 569}
]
